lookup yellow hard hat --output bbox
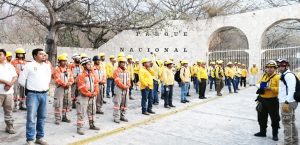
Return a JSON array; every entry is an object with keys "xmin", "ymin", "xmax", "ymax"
[
  {"xmin": 227, "ymin": 62, "xmax": 233, "ymax": 65},
  {"xmin": 242, "ymin": 64, "xmax": 246, "ymax": 66},
  {"xmin": 238, "ymin": 62, "xmax": 241, "ymax": 65},
  {"xmin": 181, "ymin": 60, "xmax": 188, "ymax": 64},
  {"xmin": 109, "ymin": 55, "xmax": 115, "ymax": 59},
  {"xmin": 170, "ymin": 58, "xmax": 174, "ymax": 61},
  {"xmin": 117, "ymin": 57, "xmax": 126, "ymax": 62},
  {"xmin": 57, "ymin": 55, "xmax": 68, "ymax": 61},
  {"xmin": 210, "ymin": 61, "xmax": 216, "ymax": 65},
  {"xmin": 127, "ymin": 55, "xmax": 133, "ymax": 59},
  {"xmin": 157, "ymin": 60, "xmax": 163, "ymax": 66},
  {"xmin": 197, "ymin": 60, "xmax": 204, "ymax": 63},
  {"xmin": 15, "ymin": 48, "xmax": 26, "ymax": 54},
  {"xmin": 99, "ymin": 53, "xmax": 105, "ymax": 57},
  {"xmin": 118, "ymin": 52, "xmax": 125, "ymax": 57},
  {"xmin": 6, "ymin": 51, "xmax": 12, "ymax": 57},
  {"xmin": 165, "ymin": 60, "xmax": 173, "ymax": 65},
  {"xmin": 265, "ymin": 60, "xmax": 277, "ymax": 67},
  {"xmin": 135, "ymin": 59, "xmax": 139, "ymax": 62},
  {"xmin": 141, "ymin": 58, "xmax": 150, "ymax": 64},
  {"xmin": 80, "ymin": 53, "xmax": 87, "ymax": 58}
]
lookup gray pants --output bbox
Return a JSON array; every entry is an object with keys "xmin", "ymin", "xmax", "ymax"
[
  {"xmin": 0, "ymin": 94, "xmax": 14, "ymax": 125},
  {"xmin": 113, "ymin": 87, "xmax": 128, "ymax": 120},
  {"xmin": 96, "ymin": 84, "xmax": 105, "ymax": 112},
  {"xmin": 281, "ymin": 102, "xmax": 298, "ymax": 145}
]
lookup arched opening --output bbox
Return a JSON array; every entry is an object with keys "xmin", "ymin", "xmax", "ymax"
[
  {"xmin": 261, "ymin": 19, "xmax": 300, "ymax": 72},
  {"xmin": 208, "ymin": 26, "xmax": 249, "ymax": 66}
]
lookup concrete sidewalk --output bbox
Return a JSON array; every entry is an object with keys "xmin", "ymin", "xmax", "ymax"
[{"xmin": 1, "ymin": 85, "xmax": 299, "ymax": 145}]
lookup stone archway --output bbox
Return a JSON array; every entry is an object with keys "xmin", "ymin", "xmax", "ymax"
[{"xmin": 208, "ymin": 26, "xmax": 249, "ymax": 66}]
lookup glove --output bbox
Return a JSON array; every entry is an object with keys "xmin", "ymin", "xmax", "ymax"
[{"xmin": 282, "ymin": 103, "xmax": 290, "ymax": 113}]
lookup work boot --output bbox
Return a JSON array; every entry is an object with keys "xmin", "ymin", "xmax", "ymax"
[
  {"xmin": 272, "ymin": 129, "xmax": 278, "ymax": 141},
  {"xmin": 77, "ymin": 128, "xmax": 85, "ymax": 135},
  {"xmin": 169, "ymin": 104, "xmax": 176, "ymax": 107},
  {"xmin": 89, "ymin": 121, "xmax": 100, "ymax": 130},
  {"xmin": 217, "ymin": 93, "xmax": 222, "ymax": 96},
  {"xmin": 26, "ymin": 140, "xmax": 35, "ymax": 145},
  {"xmin": 120, "ymin": 117, "xmax": 128, "ymax": 122},
  {"xmin": 54, "ymin": 119, "xmax": 60, "ymax": 125},
  {"xmin": 114, "ymin": 119, "xmax": 120, "ymax": 123},
  {"xmin": 5, "ymin": 124, "xmax": 16, "ymax": 134},
  {"xmin": 148, "ymin": 110, "xmax": 155, "ymax": 114},
  {"xmin": 187, "ymin": 93, "xmax": 191, "ymax": 96},
  {"xmin": 96, "ymin": 110, "xmax": 104, "ymax": 114},
  {"xmin": 35, "ymin": 138, "xmax": 48, "ymax": 145},
  {"xmin": 129, "ymin": 96, "xmax": 135, "ymax": 100},
  {"xmin": 254, "ymin": 128, "xmax": 266, "ymax": 137},
  {"xmin": 106, "ymin": 95, "xmax": 111, "ymax": 98},
  {"xmin": 142, "ymin": 112, "xmax": 150, "ymax": 115},
  {"xmin": 72, "ymin": 101, "xmax": 76, "ymax": 109},
  {"xmin": 62, "ymin": 115, "xmax": 71, "ymax": 123},
  {"xmin": 164, "ymin": 105, "xmax": 170, "ymax": 108}
]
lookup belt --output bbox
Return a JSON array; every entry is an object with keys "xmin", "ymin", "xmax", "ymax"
[{"xmin": 27, "ymin": 89, "xmax": 48, "ymax": 94}]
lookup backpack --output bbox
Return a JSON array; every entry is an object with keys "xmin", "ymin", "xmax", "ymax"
[
  {"xmin": 174, "ymin": 70, "xmax": 181, "ymax": 82},
  {"xmin": 281, "ymin": 72, "xmax": 300, "ymax": 102}
]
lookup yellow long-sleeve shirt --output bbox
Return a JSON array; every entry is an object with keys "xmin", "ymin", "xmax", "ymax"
[
  {"xmin": 197, "ymin": 66, "xmax": 208, "ymax": 80},
  {"xmin": 250, "ymin": 67, "xmax": 259, "ymax": 75},
  {"xmin": 192, "ymin": 65, "xmax": 199, "ymax": 76},
  {"xmin": 134, "ymin": 64, "xmax": 140, "ymax": 74},
  {"xmin": 127, "ymin": 63, "xmax": 134, "ymax": 80},
  {"xmin": 208, "ymin": 66, "xmax": 215, "ymax": 78},
  {"xmin": 241, "ymin": 69, "xmax": 248, "ymax": 77},
  {"xmin": 106, "ymin": 62, "xmax": 115, "ymax": 78},
  {"xmin": 162, "ymin": 67, "xmax": 174, "ymax": 86},
  {"xmin": 225, "ymin": 67, "xmax": 235, "ymax": 79},
  {"xmin": 234, "ymin": 66, "xmax": 241, "ymax": 77},
  {"xmin": 152, "ymin": 62, "xmax": 160, "ymax": 82},
  {"xmin": 139, "ymin": 67, "xmax": 154, "ymax": 90},
  {"xmin": 257, "ymin": 73, "xmax": 280, "ymax": 98},
  {"xmin": 215, "ymin": 65, "xmax": 224, "ymax": 79},
  {"xmin": 180, "ymin": 67, "xmax": 191, "ymax": 83}
]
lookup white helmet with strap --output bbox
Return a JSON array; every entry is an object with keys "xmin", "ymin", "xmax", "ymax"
[
  {"xmin": 80, "ymin": 58, "xmax": 91, "ymax": 65},
  {"xmin": 72, "ymin": 53, "xmax": 80, "ymax": 59}
]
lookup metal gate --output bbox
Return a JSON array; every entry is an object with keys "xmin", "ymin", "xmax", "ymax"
[
  {"xmin": 208, "ymin": 50, "xmax": 249, "ymax": 66},
  {"xmin": 261, "ymin": 46, "xmax": 300, "ymax": 72}
]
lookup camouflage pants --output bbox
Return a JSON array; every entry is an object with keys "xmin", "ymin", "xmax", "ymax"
[
  {"xmin": 281, "ymin": 102, "xmax": 298, "ymax": 145},
  {"xmin": 215, "ymin": 79, "xmax": 224, "ymax": 95},
  {"xmin": 0, "ymin": 94, "xmax": 14, "ymax": 125},
  {"xmin": 96, "ymin": 84, "xmax": 105, "ymax": 112},
  {"xmin": 113, "ymin": 87, "xmax": 128, "ymax": 120},
  {"xmin": 53, "ymin": 87, "xmax": 71, "ymax": 120},
  {"xmin": 76, "ymin": 96, "xmax": 96, "ymax": 128}
]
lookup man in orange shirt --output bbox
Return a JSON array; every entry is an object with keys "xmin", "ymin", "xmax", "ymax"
[
  {"xmin": 76, "ymin": 58, "xmax": 100, "ymax": 135},
  {"xmin": 92, "ymin": 55, "xmax": 106, "ymax": 114},
  {"xmin": 11, "ymin": 48, "xmax": 27, "ymax": 111},
  {"xmin": 52, "ymin": 55, "xmax": 74, "ymax": 125},
  {"xmin": 69, "ymin": 53, "xmax": 82, "ymax": 109}
]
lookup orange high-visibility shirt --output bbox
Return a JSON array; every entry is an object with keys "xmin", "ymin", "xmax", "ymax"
[
  {"xmin": 53, "ymin": 66, "xmax": 74, "ymax": 87},
  {"xmin": 77, "ymin": 70, "xmax": 99, "ymax": 97},
  {"xmin": 113, "ymin": 67, "xmax": 131, "ymax": 90}
]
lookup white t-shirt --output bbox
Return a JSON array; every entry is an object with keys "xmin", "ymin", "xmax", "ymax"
[{"xmin": 0, "ymin": 62, "xmax": 17, "ymax": 94}]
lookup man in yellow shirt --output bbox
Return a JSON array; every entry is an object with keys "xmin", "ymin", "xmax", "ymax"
[
  {"xmin": 215, "ymin": 60, "xmax": 225, "ymax": 96},
  {"xmin": 139, "ymin": 58, "xmax": 155, "ymax": 115},
  {"xmin": 180, "ymin": 60, "xmax": 191, "ymax": 103},
  {"xmin": 127, "ymin": 55, "xmax": 135, "ymax": 100},
  {"xmin": 250, "ymin": 64, "xmax": 259, "ymax": 86},
  {"xmin": 133, "ymin": 59, "xmax": 140, "ymax": 90},
  {"xmin": 197, "ymin": 60, "xmax": 208, "ymax": 99},
  {"xmin": 152, "ymin": 59, "xmax": 161, "ymax": 105},
  {"xmin": 208, "ymin": 61, "xmax": 216, "ymax": 91},
  {"xmin": 225, "ymin": 62, "xmax": 237, "ymax": 93},
  {"xmin": 240, "ymin": 64, "xmax": 248, "ymax": 87},
  {"xmin": 106, "ymin": 55, "xmax": 116, "ymax": 98},
  {"xmin": 161, "ymin": 60, "xmax": 175, "ymax": 108},
  {"xmin": 254, "ymin": 60, "xmax": 280, "ymax": 141}
]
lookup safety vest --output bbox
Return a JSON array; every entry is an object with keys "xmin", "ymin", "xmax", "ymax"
[
  {"xmin": 53, "ymin": 66, "xmax": 74, "ymax": 87},
  {"xmin": 114, "ymin": 67, "xmax": 131, "ymax": 90},
  {"xmin": 77, "ymin": 70, "xmax": 99, "ymax": 97},
  {"xmin": 93, "ymin": 64, "xmax": 106, "ymax": 83},
  {"xmin": 11, "ymin": 59, "xmax": 27, "ymax": 75}
]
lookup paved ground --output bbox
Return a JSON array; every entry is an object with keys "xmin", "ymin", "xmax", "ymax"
[{"xmin": 1, "ymin": 84, "xmax": 299, "ymax": 145}]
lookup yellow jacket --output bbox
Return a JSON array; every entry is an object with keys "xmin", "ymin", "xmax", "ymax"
[
  {"xmin": 159, "ymin": 66, "xmax": 165, "ymax": 81},
  {"xmin": 127, "ymin": 63, "xmax": 135, "ymax": 80},
  {"xmin": 162, "ymin": 67, "xmax": 174, "ymax": 86},
  {"xmin": 139, "ymin": 67, "xmax": 154, "ymax": 90},
  {"xmin": 241, "ymin": 69, "xmax": 248, "ymax": 77},
  {"xmin": 250, "ymin": 67, "xmax": 259, "ymax": 75},
  {"xmin": 197, "ymin": 66, "xmax": 208, "ymax": 80},
  {"xmin": 208, "ymin": 66, "xmax": 215, "ymax": 78},
  {"xmin": 192, "ymin": 65, "xmax": 199, "ymax": 76},
  {"xmin": 215, "ymin": 65, "xmax": 224, "ymax": 79},
  {"xmin": 134, "ymin": 64, "xmax": 140, "ymax": 74},
  {"xmin": 234, "ymin": 66, "xmax": 241, "ymax": 77},
  {"xmin": 225, "ymin": 67, "xmax": 235, "ymax": 79},
  {"xmin": 257, "ymin": 73, "xmax": 280, "ymax": 98},
  {"xmin": 180, "ymin": 67, "xmax": 191, "ymax": 83},
  {"xmin": 106, "ymin": 62, "xmax": 115, "ymax": 78},
  {"xmin": 152, "ymin": 62, "xmax": 160, "ymax": 82}
]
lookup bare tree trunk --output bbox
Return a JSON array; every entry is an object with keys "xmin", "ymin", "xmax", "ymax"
[{"xmin": 45, "ymin": 27, "xmax": 57, "ymax": 65}]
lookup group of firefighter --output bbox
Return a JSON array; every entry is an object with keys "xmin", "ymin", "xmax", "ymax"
[{"xmin": 4, "ymin": 48, "xmax": 262, "ymax": 135}]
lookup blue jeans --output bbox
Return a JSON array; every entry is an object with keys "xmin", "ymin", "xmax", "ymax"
[
  {"xmin": 153, "ymin": 80, "xmax": 159, "ymax": 103},
  {"xmin": 194, "ymin": 77, "xmax": 199, "ymax": 93},
  {"xmin": 227, "ymin": 78, "xmax": 237, "ymax": 92},
  {"xmin": 209, "ymin": 76, "xmax": 215, "ymax": 90},
  {"xmin": 180, "ymin": 82, "xmax": 189, "ymax": 101},
  {"xmin": 106, "ymin": 78, "xmax": 115, "ymax": 96},
  {"xmin": 234, "ymin": 77, "xmax": 240, "ymax": 90},
  {"xmin": 26, "ymin": 92, "xmax": 47, "ymax": 141},
  {"xmin": 141, "ymin": 88, "xmax": 153, "ymax": 113}
]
